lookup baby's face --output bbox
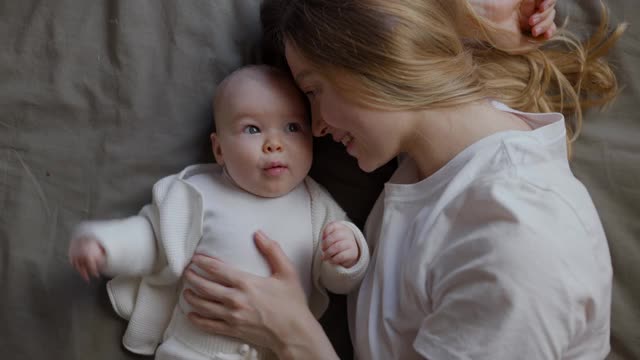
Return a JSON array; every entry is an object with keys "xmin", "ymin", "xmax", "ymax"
[{"xmin": 212, "ymin": 73, "xmax": 312, "ymax": 198}]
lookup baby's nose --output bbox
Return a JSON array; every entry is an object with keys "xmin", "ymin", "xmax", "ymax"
[{"xmin": 263, "ymin": 139, "xmax": 283, "ymax": 153}]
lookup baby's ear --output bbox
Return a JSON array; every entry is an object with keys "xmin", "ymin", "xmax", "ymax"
[{"xmin": 210, "ymin": 133, "xmax": 224, "ymax": 165}]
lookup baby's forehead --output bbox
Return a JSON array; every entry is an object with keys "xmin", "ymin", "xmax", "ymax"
[
  {"xmin": 214, "ymin": 66, "xmax": 306, "ymax": 127},
  {"xmin": 221, "ymin": 68, "xmax": 302, "ymax": 105},
  {"xmin": 224, "ymin": 67, "xmax": 298, "ymax": 98}
]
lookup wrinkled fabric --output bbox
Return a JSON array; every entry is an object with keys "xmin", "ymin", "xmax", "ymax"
[
  {"xmin": 0, "ymin": 2, "xmax": 263, "ymax": 359},
  {"xmin": 0, "ymin": 1, "xmax": 638, "ymax": 360}
]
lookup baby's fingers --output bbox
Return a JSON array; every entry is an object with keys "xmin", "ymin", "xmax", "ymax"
[
  {"xmin": 322, "ymin": 235, "xmax": 336, "ymax": 252},
  {"xmin": 323, "ymin": 239, "xmax": 348, "ymax": 261},
  {"xmin": 322, "ymin": 229, "xmax": 348, "ymax": 252},
  {"xmin": 81, "ymin": 267, "xmax": 91, "ymax": 282},
  {"xmin": 75, "ymin": 261, "xmax": 90, "ymax": 283},
  {"xmin": 88, "ymin": 257, "xmax": 101, "ymax": 278},
  {"xmin": 333, "ymin": 250, "xmax": 358, "ymax": 268},
  {"xmin": 73, "ymin": 256, "xmax": 97, "ymax": 283},
  {"xmin": 322, "ymin": 222, "xmax": 340, "ymax": 240}
]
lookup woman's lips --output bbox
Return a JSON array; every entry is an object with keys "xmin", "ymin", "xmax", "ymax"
[{"xmin": 340, "ymin": 134, "xmax": 353, "ymax": 147}]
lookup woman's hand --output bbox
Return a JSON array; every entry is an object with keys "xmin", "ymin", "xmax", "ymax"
[
  {"xmin": 469, "ymin": 0, "xmax": 557, "ymax": 50},
  {"xmin": 183, "ymin": 230, "xmax": 338, "ymax": 360},
  {"xmin": 518, "ymin": 0, "xmax": 557, "ymax": 39}
]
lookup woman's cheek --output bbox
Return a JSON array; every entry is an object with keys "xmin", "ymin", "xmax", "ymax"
[
  {"xmin": 320, "ymin": 103, "xmax": 341, "ymax": 129},
  {"xmin": 312, "ymin": 105, "xmax": 323, "ymax": 124}
]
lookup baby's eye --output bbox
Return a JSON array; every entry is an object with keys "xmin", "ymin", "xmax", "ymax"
[
  {"xmin": 286, "ymin": 123, "xmax": 302, "ymax": 132},
  {"xmin": 243, "ymin": 125, "xmax": 260, "ymax": 134}
]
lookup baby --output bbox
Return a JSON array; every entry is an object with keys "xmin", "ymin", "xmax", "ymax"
[{"xmin": 68, "ymin": 65, "xmax": 369, "ymax": 360}]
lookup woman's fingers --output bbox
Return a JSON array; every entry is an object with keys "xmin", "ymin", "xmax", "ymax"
[
  {"xmin": 190, "ymin": 254, "xmax": 243, "ymax": 288},
  {"xmin": 184, "ymin": 267, "xmax": 236, "ymax": 304},
  {"xmin": 187, "ymin": 313, "xmax": 234, "ymax": 338},
  {"xmin": 531, "ymin": 8, "xmax": 556, "ymax": 37},
  {"xmin": 528, "ymin": 0, "xmax": 556, "ymax": 37},
  {"xmin": 520, "ymin": 0, "xmax": 537, "ymax": 22},
  {"xmin": 254, "ymin": 230, "xmax": 296, "ymax": 277},
  {"xmin": 184, "ymin": 289, "xmax": 230, "ymax": 319},
  {"xmin": 539, "ymin": 0, "xmax": 556, "ymax": 12},
  {"xmin": 528, "ymin": 5, "xmax": 545, "ymax": 26},
  {"xmin": 184, "ymin": 232, "xmax": 312, "ymax": 351},
  {"xmin": 544, "ymin": 22, "xmax": 557, "ymax": 39}
]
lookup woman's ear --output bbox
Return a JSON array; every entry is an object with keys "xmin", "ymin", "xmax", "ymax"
[{"xmin": 210, "ymin": 133, "xmax": 224, "ymax": 165}]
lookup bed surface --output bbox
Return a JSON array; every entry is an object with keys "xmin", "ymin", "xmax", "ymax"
[{"xmin": 1, "ymin": 1, "xmax": 638, "ymax": 359}]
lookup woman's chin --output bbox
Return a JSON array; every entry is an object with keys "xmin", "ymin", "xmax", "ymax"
[{"xmin": 357, "ymin": 158, "xmax": 378, "ymax": 173}]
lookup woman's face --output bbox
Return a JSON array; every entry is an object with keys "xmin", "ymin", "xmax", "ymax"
[{"xmin": 285, "ymin": 41, "xmax": 411, "ymax": 173}]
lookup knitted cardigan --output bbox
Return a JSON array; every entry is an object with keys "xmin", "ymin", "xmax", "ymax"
[{"xmin": 75, "ymin": 164, "xmax": 369, "ymax": 355}]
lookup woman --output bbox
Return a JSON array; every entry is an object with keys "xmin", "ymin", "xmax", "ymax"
[{"xmin": 182, "ymin": 0, "xmax": 624, "ymax": 358}]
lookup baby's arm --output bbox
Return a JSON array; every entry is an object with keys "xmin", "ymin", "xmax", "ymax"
[
  {"xmin": 68, "ymin": 234, "xmax": 106, "ymax": 282},
  {"xmin": 68, "ymin": 207, "xmax": 158, "ymax": 281},
  {"xmin": 321, "ymin": 221, "xmax": 360, "ymax": 269},
  {"xmin": 305, "ymin": 177, "xmax": 369, "ymax": 294},
  {"xmin": 318, "ymin": 220, "xmax": 369, "ymax": 294}
]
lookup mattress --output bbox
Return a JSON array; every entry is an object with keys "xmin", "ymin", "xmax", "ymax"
[{"xmin": 0, "ymin": 1, "xmax": 637, "ymax": 359}]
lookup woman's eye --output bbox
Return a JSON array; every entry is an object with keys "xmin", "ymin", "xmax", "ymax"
[
  {"xmin": 286, "ymin": 123, "xmax": 302, "ymax": 132},
  {"xmin": 243, "ymin": 125, "xmax": 260, "ymax": 134}
]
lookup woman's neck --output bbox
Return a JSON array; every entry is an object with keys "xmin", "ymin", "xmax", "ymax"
[{"xmin": 404, "ymin": 100, "xmax": 531, "ymax": 180}]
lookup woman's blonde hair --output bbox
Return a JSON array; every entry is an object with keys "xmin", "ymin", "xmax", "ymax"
[{"xmin": 261, "ymin": 0, "xmax": 626, "ymax": 157}]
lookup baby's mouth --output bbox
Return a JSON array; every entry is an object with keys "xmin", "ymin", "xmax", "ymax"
[{"xmin": 263, "ymin": 162, "xmax": 288, "ymax": 176}]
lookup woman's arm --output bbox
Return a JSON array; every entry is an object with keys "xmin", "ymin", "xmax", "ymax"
[{"xmin": 183, "ymin": 230, "xmax": 339, "ymax": 360}]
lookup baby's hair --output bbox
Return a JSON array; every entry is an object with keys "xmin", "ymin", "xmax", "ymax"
[
  {"xmin": 211, "ymin": 64, "xmax": 299, "ymax": 132},
  {"xmin": 262, "ymin": 0, "xmax": 626, "ymax": 157}
]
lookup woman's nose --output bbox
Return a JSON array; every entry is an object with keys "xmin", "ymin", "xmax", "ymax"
[
  {"xmin": 262, "ymin": 138, "xmax": 283, "ymax": 153},
  {"xmin": 310, "ymin": 103, "xmax": 330, "ymax": 137},
  {"xmin": 312, "ymin": 116, "xmax": 329, "ymax": 137}
]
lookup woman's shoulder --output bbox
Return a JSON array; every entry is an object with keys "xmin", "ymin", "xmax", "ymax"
[
  {"xmin": 438, "ymin": 171, "xmax": 599, "ymax": 237},
  {"xmin": 417, "ymin": 172, "xmax": 608, "ymax": 276},
  {"xmin": 480, "ymin": 163, "xmax": 602, "ymax": 235}
]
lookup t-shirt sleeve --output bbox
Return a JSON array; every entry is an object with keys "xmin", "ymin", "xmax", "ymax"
[{"xmin": 413, "ymin": 183, "xmax": 579, "ymax": 360}]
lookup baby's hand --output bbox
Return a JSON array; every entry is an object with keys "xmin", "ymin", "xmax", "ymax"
[
  {"xmin": 68, "ymin": 235, "xmax": 106, "ymax": 282},
  {"xmin": 321, "ymin": 222, "xmax": 360, "ymax": 268}
]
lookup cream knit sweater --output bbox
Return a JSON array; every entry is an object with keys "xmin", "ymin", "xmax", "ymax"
[{"xmin": 74, "ymin": 164, "xmax": 369, "ymax": 356}]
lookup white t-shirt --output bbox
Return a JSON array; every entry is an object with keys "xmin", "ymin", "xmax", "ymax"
[{"xmin": 349, "ymin": 102, "xmax": 612, "ymax": 360}]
